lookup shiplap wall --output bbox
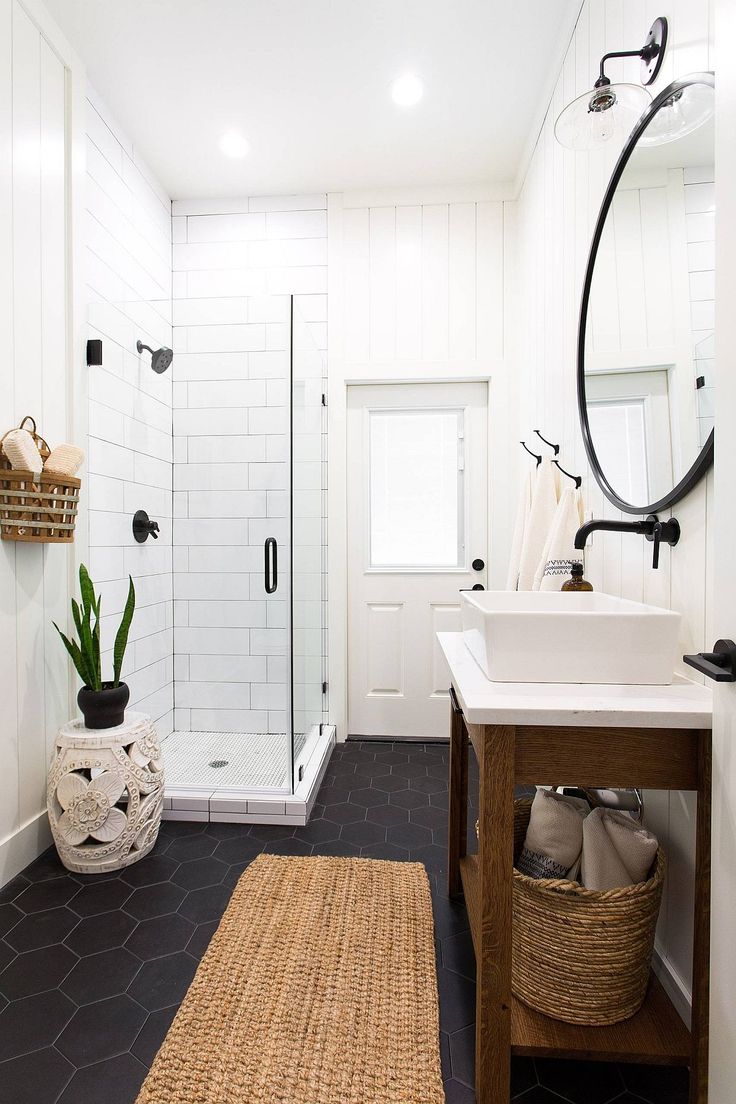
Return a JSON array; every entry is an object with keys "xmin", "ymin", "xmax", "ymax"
[
  {"xmin": 0, "ymin": 0, "xmax": 72, "ymax": 883},
  {"xmin": 513, "ymin": 0, "xmax": 715, "ymax": 1009},
  {"xmin": 339, "ymin": 196, "xmax": 504, "ymax": 367},
  {"xmin": 85, "ymin": 91, "xmax": 174, "ymax": 737}
]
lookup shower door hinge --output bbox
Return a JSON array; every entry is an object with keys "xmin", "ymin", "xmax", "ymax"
[
  {"xmin": 298, "ymin": 764, "xmax": 305, "ymax": 781},
  {"xmin": 322, "ymin": 681, "xmax": 328, "ymax": 694},
  {"xmin": 321, "ymin": 393, "xmax": 327, "ymax": 406}
]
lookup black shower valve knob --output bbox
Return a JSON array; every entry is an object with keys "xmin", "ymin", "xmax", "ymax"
[{"xmin": 133, "ymin": 510, "xmax": 160, "ymax": 543}]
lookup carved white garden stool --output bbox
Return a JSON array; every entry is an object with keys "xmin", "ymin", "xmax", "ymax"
[{"xmin": 47, "ymin": 711, "xmax": 164, "ymax": 874}]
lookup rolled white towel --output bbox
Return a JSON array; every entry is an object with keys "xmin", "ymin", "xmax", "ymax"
[
  {"xmin": 1, "ymin": 428, "xmax": 44, "ymax": 474},
  {"xmin": 44, "ymin": 443, "xmax": 84, "ymax": 478},
  {"xmin": 581, "ymin": 807, "xmax": 659, "ymax": 891},
  {"xmin": 517, "ymin": 788, "xmax": 589, "ymax": 880}
]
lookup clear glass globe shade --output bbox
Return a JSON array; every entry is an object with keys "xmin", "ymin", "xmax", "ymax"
[
  {"xmin": 554, "ymin": 84, "xmax": 651, "ymax": 150},
  {"xmin": 638, "ymin": 82, "xmax": 715, "ymax": 146}
]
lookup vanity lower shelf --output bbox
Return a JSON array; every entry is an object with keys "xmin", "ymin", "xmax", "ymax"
[{"xmin": 459, "ymin": 854, "xmax": 691, "ymax": 1066}]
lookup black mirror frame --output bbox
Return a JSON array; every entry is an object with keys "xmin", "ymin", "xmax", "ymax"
[{"xmin": 577, "ymin": 71, "xmax": 715, "ymax": 516}]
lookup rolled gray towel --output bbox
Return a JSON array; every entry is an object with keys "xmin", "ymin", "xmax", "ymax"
[
  {"xmin": 581, "ymin": 807, "xmax": 659, "ymax": 891},
  {"xmin": 517, "ymin": 788, "xmax": 589, "ymax": 880}
]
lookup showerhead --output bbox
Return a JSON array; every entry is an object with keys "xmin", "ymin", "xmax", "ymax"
[{"xmin": 136, "ymin": 340, "xmax": 173, "ymax": 374}]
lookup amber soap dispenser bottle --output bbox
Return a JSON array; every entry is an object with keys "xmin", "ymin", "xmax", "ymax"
[{"xmin": 561, "ymin": 562, "xmax": 593, "ymax": 592}]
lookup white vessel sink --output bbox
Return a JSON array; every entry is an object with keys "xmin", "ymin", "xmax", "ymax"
[{"xmin": 461, "ymin": 591, "xmax": 681, "ymax": 685}]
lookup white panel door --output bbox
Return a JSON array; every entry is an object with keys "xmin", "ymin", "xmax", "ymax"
[{"xmin": 347, "ymin": 382, "xmax": 488, "ymax": 737}]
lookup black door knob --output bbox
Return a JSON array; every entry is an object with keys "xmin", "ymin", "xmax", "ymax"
[{"xmin": 472, "ymin": 558, "xmax": 485, "ymax": 571}]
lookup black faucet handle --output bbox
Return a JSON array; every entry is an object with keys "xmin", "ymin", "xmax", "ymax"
[
  {"xmin": 645, "ymin": 515, "xmax": 680, "ymax": 569},
  {"xmin": 133, "ymin": 509, "xmax": 160, "ymax": 543}
]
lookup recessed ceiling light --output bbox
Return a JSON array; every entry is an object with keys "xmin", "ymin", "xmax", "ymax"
[
  {"xmin": 390, "ymin": 73, "xmax": 424, "ymax": 108},
  {"xmin": 219, "ymin": 130, "xmax": 250, "ymax": 159}
]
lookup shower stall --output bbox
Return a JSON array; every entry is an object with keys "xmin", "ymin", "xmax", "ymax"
[{"xmin": 162, "ymin": 296, "xmax": 333, "ymax": 822}]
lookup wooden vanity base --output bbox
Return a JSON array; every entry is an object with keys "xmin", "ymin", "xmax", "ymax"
[{"xmin": 447, "ymin": 696, "xmax": 711, "ymax": 1104}]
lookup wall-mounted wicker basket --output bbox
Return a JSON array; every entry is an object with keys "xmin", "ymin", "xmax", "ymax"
[{"xmin": 0, "ymin": 417, "xmax": 80, "ymax": 544}]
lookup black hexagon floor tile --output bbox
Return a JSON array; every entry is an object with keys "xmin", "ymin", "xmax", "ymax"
[
  {"xmin": 0, "ymin": 875, "xmax": 30, "ymax": 906},
  {"xmin": 170, "ymin": 856, "xmax": 228, "ymax": 890},
  {"xmin": 69, "ymin": 879, "xmax": 133, "ymax": 917},
  {"xmin": 0, "ymin": 943, "xmax": 78, "ymax": 1000},
  {"xmin": 0, "ymin": 988, "xmax": 76, "ymax": 1061},
  {"xmin": 56, "ymin": 994, "xmax": 148, "ymax": 1067},
  {"xmin": 125, "ymin": 878, "xmax": 188, "ymax": 920},
  {"xmin": 126, "ymin": 913, "xmax": 196, "ymax": 960},
  {"xmin": 0, "ymin": 739, "xmax": 687, "ymax": 1103},
  {"xmin": 0, "ymin": 1046, "xmax": 74, "ymax": 1104},
  {"xmin": 65, "ymin": 910, "xmax": 137, "ymax": 956},
  {"xmin": 166, "ymin": 834, "xmax": 218, "ymax": 862},
  {"xmin": 61, "ymin": 947, "xmax": 142, "ymax": 1005},
  {"xmin": 131, "ymin": 1005, "xmax": 178, "ymax": 1066},
  {"xmin": 128, "ymin": 951, "xmax": 199, "ymax": 1012},
  {"xmin": 322, "ymin": 802, "xmax": 366, "ymax": 825},
  {"xmin": 15, "ymin": 879, "xmax": 79, "ymax": 914},
  {"xmin": 56, "ymin": 1052, "xmax": 147, "ymax": 1104},
  {"xmin": 5, "ymin": 907, "xmax": 79, "ymax": 953},
  {"xmin": 119, "ymin": 855, "xmax": 179, "ymax": 887}
]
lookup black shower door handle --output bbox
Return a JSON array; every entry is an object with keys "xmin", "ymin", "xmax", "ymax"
[{"xmin": 264, "ymin": 537, "xmax": 278, "ymax": 594}]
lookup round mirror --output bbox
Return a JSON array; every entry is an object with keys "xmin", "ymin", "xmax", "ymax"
[{"xmin": 578, "ymin": 73, "xmax": 715, "ymax": 515}]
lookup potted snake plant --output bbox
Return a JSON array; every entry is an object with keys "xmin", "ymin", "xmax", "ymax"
[{"xmin": 54, "ymin": 564, "xmax": 136, "ymax": 729}]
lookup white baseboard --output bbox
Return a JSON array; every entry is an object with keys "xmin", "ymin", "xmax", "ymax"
[
  {"xmin": 652, "ymin": 944, "xmax": 692, "ymax": 1029},
  {"xmin": 0, "ymin": 810, "xmax": 53, "ymax": 889}
]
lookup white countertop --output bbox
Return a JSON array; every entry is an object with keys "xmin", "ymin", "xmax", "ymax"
[{"xmin": 439, "ymin": 632, "xmax": 713, "ymax": 729}]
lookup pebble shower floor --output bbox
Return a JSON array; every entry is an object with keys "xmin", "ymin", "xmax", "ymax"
[
  {"xmin": 162, "ymin": 731, "xmax": 310, "ymax": 791},
  {"xmin": 0, "ymin": 740, "xmax": 689, "ymax": 1103}
]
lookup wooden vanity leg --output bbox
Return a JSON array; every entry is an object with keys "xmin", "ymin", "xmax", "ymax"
[
  {"xmin": 690, "ymin": 728, "xmax": 712, "ymax": 1104},
  {"xmin": 448, "ymin": 692, "xmax": 468, "ymax": 896},
  {"xmin": 475, "ymin": 724, "xmax": 515, "ymax": 1104}
]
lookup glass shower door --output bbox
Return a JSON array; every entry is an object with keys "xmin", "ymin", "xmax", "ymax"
[{"xmin": 289, "ymin": 297, "xmax": 327, "ymax": 789}]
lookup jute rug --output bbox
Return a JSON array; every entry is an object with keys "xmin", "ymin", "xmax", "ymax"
[{"xmin": 136, "ymin": 854, "xmax": 445, "ymax": 1104}]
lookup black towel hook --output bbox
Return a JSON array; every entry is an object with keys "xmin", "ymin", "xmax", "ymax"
[
  {"xmin": 552, "ymin": 458, "xmax": 582, "ymax": 489},
  {"xmin": 520, "ymin": 441, "xmax": 542, "ymax": 465},
  {"xmin": 533, "ymin": 429, "xmax": 560, "ymax": 455}
]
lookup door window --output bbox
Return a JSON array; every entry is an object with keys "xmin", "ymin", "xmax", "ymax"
[{"xmin": 368, "ymin": 408, "xmax": 464, "ymax": 569}]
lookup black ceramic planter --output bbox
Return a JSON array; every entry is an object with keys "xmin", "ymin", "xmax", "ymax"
[{"xmin": 77, "ymin": 682, "xmax": 130, "ymax": 730}]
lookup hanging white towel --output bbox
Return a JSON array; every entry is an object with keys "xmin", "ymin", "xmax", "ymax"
[
  {"xmin": 517, "ymin": 458, "xmax": 559, "ymax": 591},
  {"xmin": 533, "ymin": 487, "xmax": 586, "ymax": 591},
  {"xmin": 506, "ymin": 467, "xmax": 535, "ymax": 591}
]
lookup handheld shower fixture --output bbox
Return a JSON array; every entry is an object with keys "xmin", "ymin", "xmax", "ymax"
[{"xmin": 136, "ymin": 340, "xmax": 173, "ymax": 374}]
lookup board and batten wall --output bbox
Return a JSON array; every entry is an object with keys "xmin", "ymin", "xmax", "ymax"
[
  {"xmin": 512, "ymin": 0, "xmax": 715, "ymax": 1015},
  {"xmin": 0, "ymin": 0, "xmax": 83, "ymax": 884},
  {"xmin": 85, "ymin": 90, "xmax": 174, "ymax": 737}
]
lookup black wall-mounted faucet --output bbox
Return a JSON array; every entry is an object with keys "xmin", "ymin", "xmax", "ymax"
[{"xmin": 574, "ymin": 514, "xmax": 680, "ymax": 570}]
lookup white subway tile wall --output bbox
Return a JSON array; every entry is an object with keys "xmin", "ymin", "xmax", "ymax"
[
  {"xmin": 85, "ymin": 92, "xmax": 174, "ymax": 735},
  {"xmin": 172, "ymin": 197, "xmax": 327, "ymax": 734}
]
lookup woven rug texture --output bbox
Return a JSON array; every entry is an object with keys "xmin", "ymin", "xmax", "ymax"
[{"xmin": 135, "ymin": 853, "xmax": 445, "ymax": 1104}]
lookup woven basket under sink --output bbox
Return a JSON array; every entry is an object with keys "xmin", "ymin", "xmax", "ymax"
[{"xmin": 509, "ymin": 798, "xmax": 665, "ymax": 1026}]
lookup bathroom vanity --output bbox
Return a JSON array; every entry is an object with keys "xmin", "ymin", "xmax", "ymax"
[{"xmin": 440, "ymin": 631, "xmax": 713, "ymax": 1104}]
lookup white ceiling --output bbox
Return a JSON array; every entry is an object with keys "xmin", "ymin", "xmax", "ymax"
[{"xmin": 46, "ymin": 0, "xmax": 580, "ymax": 200}]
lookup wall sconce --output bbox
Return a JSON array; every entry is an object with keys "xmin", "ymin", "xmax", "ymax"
[{"xmin": 554, "ymin": 17, "xmax": 667, "ymax": 150}]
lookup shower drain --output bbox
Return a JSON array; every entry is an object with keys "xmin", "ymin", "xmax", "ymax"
[{"xmin": 208, "ymin": 759, "xmax": 229, "ymax": 769}]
